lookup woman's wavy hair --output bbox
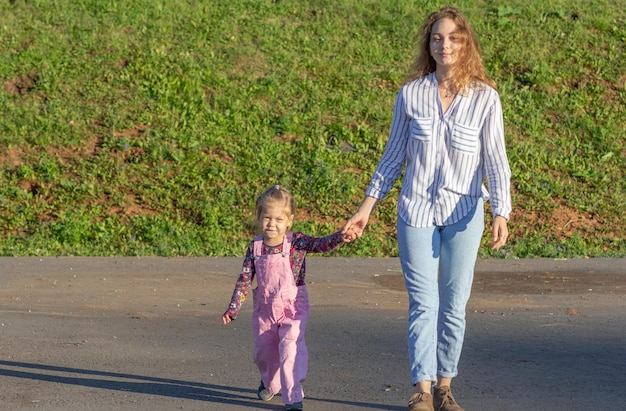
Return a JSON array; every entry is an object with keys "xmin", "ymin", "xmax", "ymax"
[{"xmin": 405, "ymin": 6, "xmax": 495, "ymax": 93}]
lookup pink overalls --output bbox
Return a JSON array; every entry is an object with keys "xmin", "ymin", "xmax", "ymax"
[{"xmin": 251, "ymin": 232, "xmax": 310, "ymax": 405}]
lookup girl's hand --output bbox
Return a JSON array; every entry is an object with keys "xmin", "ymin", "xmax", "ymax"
[
  {"xmin": 342, "ymin": 228, "xmax": 357, "ymax": 242},
  {"xmin": 491, "ymin": 215, "xmax": 509, "ymax": 250},
  {"xmin": 222, "ymin": 313, "xmax": 234, "ymax": 325}
]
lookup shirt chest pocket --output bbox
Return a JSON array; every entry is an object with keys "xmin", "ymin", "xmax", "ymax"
[
  {"xmin": 409, "ymin": 117, "xmax": 432, "ymax": 142},
  {"xmin": 451, "ymin": 123, "xmax": 480, "ymax": 154}
]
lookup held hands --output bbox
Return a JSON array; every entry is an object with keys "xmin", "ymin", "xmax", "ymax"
[
  {"xmin": 491, "ymin": 215, "xmax": 509, "ymax": 250},
  {"xmin": 342, "ymin": 198, "xmax": 376, "ymax": 240},
  {"xmin": 342, "ymin": 227, "xmax": 358, "ymax": 242},
  {"xmin": 341, "ymin": 212, "xmax": 369, "ymax": 242},
  {"xmin": 341, "ymin": 212, "xmax": 369, "ymax": 241}
]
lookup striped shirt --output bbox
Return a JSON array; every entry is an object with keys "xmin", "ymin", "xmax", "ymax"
[{"xmin": 366, "ymin": 72, "xmax": 512, "ymax": 227}]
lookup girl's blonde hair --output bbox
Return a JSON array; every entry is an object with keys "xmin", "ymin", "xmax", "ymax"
[
  {"xmin": 255, "ymin": 185, "xmax": 296, "ymax": 220},
  {"xmin": 405, "ymin": 6, "xmax": 496, "ymax": 92}
]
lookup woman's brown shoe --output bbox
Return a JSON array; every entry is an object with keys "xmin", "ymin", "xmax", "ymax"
[
  {"xmin": 433, "ymin": 386, "xmax": 463, "ymax": 411},
  {"xmin": 408, "ymin": 391, "xmax": 435, "ymax": 411}
]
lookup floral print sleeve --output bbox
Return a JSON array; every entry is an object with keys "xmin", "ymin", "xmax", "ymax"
[
  {"xmin": 292, "ymin": 230, "xmax": 344, "ymax": 253},
  {"xmin": 224, "ymin": 241, "xmax": 255, "ymax": 320}
]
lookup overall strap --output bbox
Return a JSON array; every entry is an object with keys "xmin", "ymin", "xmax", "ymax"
[{"xmin": 253, "ymin": 235, "xmax": 264, "ymax": 259}]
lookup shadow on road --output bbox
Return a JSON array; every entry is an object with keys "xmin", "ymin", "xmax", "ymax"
[{"xmin": 0, "ymin": 360, "xmax": 401, "ymax": 410}]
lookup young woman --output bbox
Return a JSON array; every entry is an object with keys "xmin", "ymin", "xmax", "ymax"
[{"xmin": 343, "ymin": 7, "xmax": 512, "ymax": 411}]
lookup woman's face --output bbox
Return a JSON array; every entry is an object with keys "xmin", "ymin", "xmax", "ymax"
[{"xmin": 429, "ymin": 18, "xmax": 463, "ymax": 68}]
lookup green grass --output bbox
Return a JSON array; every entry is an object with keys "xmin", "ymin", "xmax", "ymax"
[{"xmin": 0, "ymin": 0, "xmax": 624, "ymax": 258}]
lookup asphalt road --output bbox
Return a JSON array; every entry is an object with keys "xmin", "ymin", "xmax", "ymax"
[{"xmin": 1, "ymin": 256, "xmax": 625, "ymax": 411}]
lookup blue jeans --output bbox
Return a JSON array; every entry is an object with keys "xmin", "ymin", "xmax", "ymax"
[{"xmin": 397, "ymin": 199, "xmax": 484, "ymax": 385}]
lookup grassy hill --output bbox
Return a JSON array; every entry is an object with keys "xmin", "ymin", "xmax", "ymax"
[{"xmin": 0, "ymin": 0, "xmax": 624, "ymax": 258}]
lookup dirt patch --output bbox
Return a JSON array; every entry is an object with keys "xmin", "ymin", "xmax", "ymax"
[
  {"xmin": 371, "ymin": 271, "xmax": 626, "ymax": 295},
  {"xmin": 473, "ymin": 271, "xmax": 626, "ymax": 294},
  {"xmin": 4, "ymin": 71, "xmax": 39, "ymax": 95}
]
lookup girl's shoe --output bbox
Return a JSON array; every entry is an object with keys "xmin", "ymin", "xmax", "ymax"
[
  {"xmin": 285, "ymin": 401, "xmax": 303, "ymax": 410},
  {"xmin": 257, "ymin": 381, "xmax": 274, "ymax": 401}
]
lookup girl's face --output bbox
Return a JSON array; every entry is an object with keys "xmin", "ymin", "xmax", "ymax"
[
  {"xmin": 429, "ymin": 18, "xmax": 463, "ymax": 68},
  {"xmin": 259, "ymin": 202, "xmax": 294, "ymax": 246}
]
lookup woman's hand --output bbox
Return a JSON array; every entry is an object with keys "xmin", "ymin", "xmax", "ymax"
[{"xmin": 491, "ymin": 215, "xmax": 509, "ymax": 250}]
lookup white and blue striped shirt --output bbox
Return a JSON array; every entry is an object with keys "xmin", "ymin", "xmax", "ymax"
[{"xmin": 365, "ymin": 72, "xmax": 512, "ymax": 228}]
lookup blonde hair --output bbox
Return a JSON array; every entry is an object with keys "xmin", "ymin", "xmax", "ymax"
[
  {"xmin": 255, "ymin": 185, "xmax": 296, "ymax": 221},
  {"xmin": 405, "ymin": 6, "xmax": 496, "ymax": 92}
]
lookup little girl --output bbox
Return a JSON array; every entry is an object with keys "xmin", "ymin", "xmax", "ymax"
[{"xmin": 222, "ymin": 185, "xmax": 354, "ymax": 411}]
